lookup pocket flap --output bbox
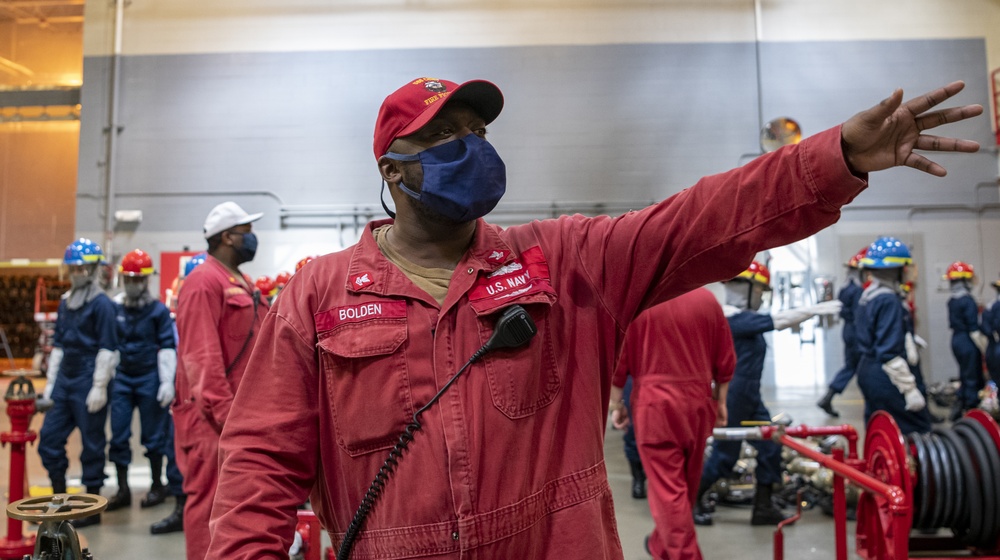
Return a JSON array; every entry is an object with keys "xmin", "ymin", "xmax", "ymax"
[
  {"xmin": 317, "ymin": 320, "xmax": 407, "ymax": 358},
  {"xmin": 226, "ymin": 294, "xmax": 254, "ymax": 308}
]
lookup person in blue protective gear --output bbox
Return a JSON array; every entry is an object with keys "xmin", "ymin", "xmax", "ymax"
[
  {"xmin": 151, "ymin": 260, "xmax": 204, "ymax": 535},
  {"xmin": 899, "ymin": 282, "xmax": 945, "ymax": 422},
  {"xmin": 854, "ymin": 237, "xmax": 931, "ymax": 435},
  {"xmin": 620, "ymin": 375, "xmax": 646, "ymax": 499},
  {"xmin": 105, "ymin": 249, "xmax": 178, "ymax": 514},
  {"xmin": 150, "ymin": 369, "xmax": 185, "ymax": 534},
  {"xmin": 818, "ymin": 246, "xmax": 868, "ymax": 417},
  {"xmin": 982, "ymin": 276, "xmax": 1000, "ymax": 386},
  {"xmin": 38, "ymin": 238, "xmax": 120, "ymax": 528},
  {"xmin": 944, "ymin": 261, "xmax": 987, "ymax": 421},
  {"xmin": 695, "ymin": 261, "xmax": 841, "ymax": 527}
]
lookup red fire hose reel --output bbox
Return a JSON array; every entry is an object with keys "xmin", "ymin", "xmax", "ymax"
[{"xmin": 727, "ymin": 410, "xmax": 1000, "ymax": 560}]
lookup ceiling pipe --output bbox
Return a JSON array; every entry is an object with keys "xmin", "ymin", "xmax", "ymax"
[
  {"xmin": 101, "ymin": 0, "xmax": 125, "ymax": 261},
  {"xmin": 752, "ymin": 0, "xmax": 765, "ymax": 134}
]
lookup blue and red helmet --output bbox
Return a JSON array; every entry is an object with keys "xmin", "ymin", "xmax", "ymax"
[
  {"xmin": 184, "ymin": 252, "xmax": 207, "ymax": 277},
  {"xmin": 861, "ymin": 237, "xmax": 912, "ymax": 269},
  {"xmin": 63, "ymin": 238, "xmax": 104, "ymax": 266}
]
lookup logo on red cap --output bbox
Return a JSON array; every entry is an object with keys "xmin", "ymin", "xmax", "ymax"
[
  {"xmin": 372, "ymin": 77, "xmax": 504, "ymax": 160},
  {"xmin": 424, "ymin": 80, "xmax": 447, "ymax": 94}
]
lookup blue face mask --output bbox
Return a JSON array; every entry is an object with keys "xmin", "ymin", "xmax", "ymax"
[
  {"xmin": 384, "ymin": 133, "xmax": 506, "ymax": 223},
  {"xmin": 236, "ymin": 232, "xmax": 257, "ymax": 263}
]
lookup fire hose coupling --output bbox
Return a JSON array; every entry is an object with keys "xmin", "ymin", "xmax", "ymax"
[{"xmin": 711, "ymin": 427, "xmax": 765, "ymax": 441}]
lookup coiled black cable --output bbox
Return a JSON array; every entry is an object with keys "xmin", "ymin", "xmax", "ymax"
[
  {"xmin": 921, "ymin": 432, "xmax": 947, "ymax": 529},
  {"xmin": 335, "ymin": 305, "xmax": 537, "ymax": 560},
  {"xmin": 936, "ymin": 427, "xmax": 981, "ymax": 542},
  {"xmin": 907, "ymin": 433, "xmax": 930, "ymax": 529},
  {"xmin": 954, "ymin": 419, "xmax": 1000, "ymax": 548},
  {"xmin": 335, "ymin": 356, "xmax": 475, "ymax": 560}
]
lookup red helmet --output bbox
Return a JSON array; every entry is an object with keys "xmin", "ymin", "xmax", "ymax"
[
  {"xmin": 255, "ymin": 275, "xmax": 276, "ymax": 296},
  {"xmin": 119, "ymin": 249, "xmax": 154, "ymax": 277},
  {"xmin": 944, "ymin": 261, "xmax": 975, "ymax": 281},
  {"xmin": 847, "ymin": 247, "xmax": 868, "ymax": 269},
  {"xmin": 735, "ymin": 260, "xmax": 771, "ymax": 288},
  {"xmin": 275, "ymin": 271, "xmax": 293, "ymax": 287},
  {"xmin": 295, "ymin": 256, "xmax": 316, "ymax": 273}
]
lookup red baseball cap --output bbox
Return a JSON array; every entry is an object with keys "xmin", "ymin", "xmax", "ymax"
[{"xmin": 373, "ymin": 77, "xmax": 504, "ymax": 159}]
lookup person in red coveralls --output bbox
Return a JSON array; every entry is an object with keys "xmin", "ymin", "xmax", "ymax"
[
  {"xmin": 207, "ymin": 76, "xmax": 981, "ymax": 560},
  {"xmin": 173, "ymin": 201, "xmax": 269, "ymax": 560},
  {"xmin": 610, "ymin": 287, "xmax": 735, "ymax": 560}
]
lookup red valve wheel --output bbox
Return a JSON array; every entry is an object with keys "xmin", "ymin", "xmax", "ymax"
[{"xmin": 856, "ymin": 412, "xmax": 912, "ymax": 560}]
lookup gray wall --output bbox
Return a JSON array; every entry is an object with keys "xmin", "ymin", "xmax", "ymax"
[{"xmin": 77, "ymin": 38, "xmax": 995, "ymax": 234}]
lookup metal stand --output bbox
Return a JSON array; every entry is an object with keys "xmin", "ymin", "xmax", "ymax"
[{"xmin": 6, "ymin": 494, "xmax": 107, "ymax": 560}]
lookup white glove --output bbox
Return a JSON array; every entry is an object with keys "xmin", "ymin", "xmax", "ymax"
[
  {"xmin": 289, "ymin": 530, "xmax": 303, "ymax": 558},
  {"xmin": 86, "ymin": 349, "xmax": 119, "ymax": 413},
  {"xmin": 810, "ymin": 300, "xmax": 844, "ymax": 316},
  {"xmin": 904, "ymin": 388, "xmax": 927, "ymax": 412},
  {"xmin": 971, "ymin": 331, "xmax": 989, "ymax": 355},
  {"xmin": 913, "ymin": 334, "xmax": 928, "ymax": 349},
  {"xmin": 156, "ymin": 348, "xmax": 177, "ymax": 408},
  {"xmin": 904, "ymin": 332, "xmax": 920, "ymax": 366},
  {"xmin": 43, "ymin": 347, "xmax": 63, "ymax": 401},
  {"xmin": 882, "ymin": 355, "xmax": 917, "ymax": 395},
  {"xmin": 771, "ymin": 300, "xmax": 843, "ymax": 330}
]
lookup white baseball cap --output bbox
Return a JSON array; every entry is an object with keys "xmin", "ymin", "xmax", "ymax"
[{"xmin": 203, "ymin": 201, "xmax": 263, "ymax": 239}]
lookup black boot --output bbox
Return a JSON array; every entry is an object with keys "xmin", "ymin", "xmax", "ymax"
[
  {"xmin": 692, "ymin": 478, "xmax": 715, "ymax": 526},
  {"xmin": 106, "ymin": 464, "xmax": 132, "ymax": 511},
  {"xmin": 71, "ymin": 486, "xmax": 103, "ymax": 528},
  {"xmin": 143, "ymin": 485, "xmax": 169, "ymax": 508},
  {"xmin": 817, "ymin": 388, "xmax": 840, "ymax": 417},
  {"xmin": 150, "ymin": 495, "xmax": 185, "ymax": 535},
  {"xmin": 750, "ymin": 483, "xmax": 792, "ymax": 526},
  {"xmin": 142, "ymin": 455, "xmax": 168, "ymax": 508},
  {"xmin": 628, "ymin": 460, "xmax": 647, "ymax": 499},
  {"xmin": 51, "ymin": 477, "xmax": 67, "ymax": 495}
]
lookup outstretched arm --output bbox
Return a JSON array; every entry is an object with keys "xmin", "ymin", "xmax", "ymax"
[{"xmin": 842, "ymin": 81, "xmax": 982, "ymax": 177}]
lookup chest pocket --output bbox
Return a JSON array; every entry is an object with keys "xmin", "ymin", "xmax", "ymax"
[
  {"xmin": 476, "ymin": 302, "xmax": 561, "ymax": 419},
  {"xmin": 223, "ymin": 294, "xmax": 255, "ymax": 341},
  {"xmin": 317, "ymin": 319, "xmax": 414, "ymax": 456}
]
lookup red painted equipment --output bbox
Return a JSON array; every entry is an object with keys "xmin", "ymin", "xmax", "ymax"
[
  {"xmin": 294, "ymin": 509, "xmax": 323, "ymax": 560},
  {"xmin": 0, "ymin": 375, "xmax": 38, "ymax": 559},
  {"xmin": 715, "ymin": 411, "xmax": 1000, "ymax": 560}
]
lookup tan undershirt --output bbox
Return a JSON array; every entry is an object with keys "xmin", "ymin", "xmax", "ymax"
[{"xmin": 374, "ymin": 225, "xmax": 452, "ymax": 305}]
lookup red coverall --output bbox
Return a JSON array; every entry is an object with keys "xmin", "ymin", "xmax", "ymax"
[
  {"xmin": 173, "ymin": 255, "xmax": 268, "ymax": 560},
  {"xmin": 208, "ymin": 127, "xmax": 865, "ymax": 559},
  {"xmin": 613, "ymin": 287, "xmax": 735, "ymax": 560}
]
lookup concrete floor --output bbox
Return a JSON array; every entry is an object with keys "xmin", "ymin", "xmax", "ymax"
[{"xmin": 0, "ymin": 372, "xmax": 935, "ymax": 559}]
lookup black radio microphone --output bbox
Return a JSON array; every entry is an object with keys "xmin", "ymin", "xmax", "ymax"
[
  {"xmin": 336, "ymin": 304, "xmax": 537, "ymax": 560},
  {"xmin": 473, "ymin": 304, "xmax": 538, "ymax": 360}
]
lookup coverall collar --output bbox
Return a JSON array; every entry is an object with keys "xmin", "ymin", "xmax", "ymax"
[{"xmin": 345, "ymin": 218, "xmax": 517, "ymax": 310}]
